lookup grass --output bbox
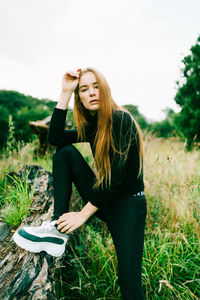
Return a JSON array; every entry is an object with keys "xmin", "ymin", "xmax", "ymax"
[
  {"xmin": 0, "ymin": 172, "xmax": 35, "ymax": 228},
  {"xmin": 0, "ymin": 134, "xmax": 199, "ymax": 299},
  {"xmin": 143, "ymin": 229, "xmax": 199, "ymax": 299},
  {"xmin": 54, "ymin": 222, "xmax": 121, "ymax": 300}
]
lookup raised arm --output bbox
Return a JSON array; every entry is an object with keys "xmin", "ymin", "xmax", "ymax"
[
  {"xmin": 56, "ymin": 69, "xmax": 81, "ymax": 110},
  {"xmin": 48, "ymin": 70, "xmax": 81, "ymax": 146}
]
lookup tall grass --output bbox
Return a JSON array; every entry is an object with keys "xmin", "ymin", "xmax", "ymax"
[
  {"xmin": 142, "ymin": 134, "xmax": 200, "ymax": 299},
  {"xmin": 144, "ymin": 135, "xmax": 200, "ymax": 233},
  {"xmin": 0, "ymin": 172, "xmax": 36, "ymax": 228},
  {"xmin": 0, "ymin": 139, "xmax": 52, "ymax": 180},
  {"xmin": 0, "ymin": 134, "xmax": 199, "ymax": 299},
  {"xmin": 55, "ymin": 224, "xmax": 120, "ymax": 300}
]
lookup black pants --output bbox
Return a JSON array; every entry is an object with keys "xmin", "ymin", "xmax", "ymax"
[{"xmin": 52, "ymin": 144, "xmax": 147, "ymax": 300}]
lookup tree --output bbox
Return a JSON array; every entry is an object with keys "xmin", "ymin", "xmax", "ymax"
[
  {"xmin": 149, "ymin": 108, "xmax": 177, "ymax": 138},
  {"xmin": 174, "ymin": 35, "xmax": 200, "ymax": 148},
  {"xmin": 0, "ymin": 90, "xmax": 58, "ymax": 149},
  {"xmin": 123, "ymin": 104, "xmax": 148, "ymax": 130},
  {"xmin": 0, "ymin": 106, "xmax": 9, "ymax": 149}
]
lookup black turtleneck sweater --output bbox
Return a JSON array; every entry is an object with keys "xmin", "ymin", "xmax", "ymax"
[{"xmin": 48, "ymin": 107, "xmax": 144, "ymax": 209}]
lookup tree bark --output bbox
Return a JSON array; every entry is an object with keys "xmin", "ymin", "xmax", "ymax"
[{"xmin": 0, "ymin": 165, "xmax": 69, "ymax": 300}]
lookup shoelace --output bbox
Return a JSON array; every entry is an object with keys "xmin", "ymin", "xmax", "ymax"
[{"xmin": 33, "ymin": 221, "xmax": 56, "ymax": 233}]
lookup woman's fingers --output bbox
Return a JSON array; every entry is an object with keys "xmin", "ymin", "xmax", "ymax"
[
  {"xmin": 59, "ymin": 222, "xmax": 76, "ymax": 234},
  {"xmin": 64, "ymin": 69, "xmax": 81, "ymax": 79},
  {"xmin": 65, "ymin": 226, "xmax": 76, "ymax": 234},
  {"xmin": 65, "ymin": 73, "xmax": 76, "ymax": 79},
  {"xmin": 71, "ymin": 69, "xmax": 81, "ymax": 77},
  {"xmin": 65, "ymin": 71, "xmax": 75, "ymax": 77},
  {"xmin": 57, "ymin": 221, "xmax": 70, "ymax": 231},
  {"xmin": 57, "ymin": 219, "xmax": 67, "ymax": 228},
  {"xmin": 56, "ymin": 218, "xmax": 64, "ymax": 225},
  {"xmin": 56, "ymin": 211, "xmax": 83, "ymax": 233},
  {"xmin": 60, "ymin": 224, "xmax": 72, "ymax": 233},
  {"xmin": 57, "ymin": 219, "xmax": 68, "ymax": 225}
]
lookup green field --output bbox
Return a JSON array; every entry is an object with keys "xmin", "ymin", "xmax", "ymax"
[{"xmin": 0, "ymin": 135, "xmax": 199, "ymax": 299}]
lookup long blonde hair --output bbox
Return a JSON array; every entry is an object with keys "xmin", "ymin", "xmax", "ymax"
[{"xmin": 74, "ymin": 67, "xmax": 143, "ymax": 190}]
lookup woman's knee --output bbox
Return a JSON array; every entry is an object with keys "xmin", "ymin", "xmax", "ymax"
[{"xmin": 53, "ymin": 144, "xmax": 76, "ymax": 161}]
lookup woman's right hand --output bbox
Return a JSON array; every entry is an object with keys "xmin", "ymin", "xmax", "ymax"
[{"xmin": 62, "ymin": 69, "xmax": 81, "ymax": 93}]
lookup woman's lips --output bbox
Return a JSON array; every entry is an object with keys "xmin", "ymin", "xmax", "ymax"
[{"xmin": 90, "ymin": 100, "xmax": 99, "ymax": 104}]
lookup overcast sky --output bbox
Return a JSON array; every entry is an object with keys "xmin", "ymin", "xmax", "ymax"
[{"xmin": 0, "ymin": 0, "xmax": 200, "ymax": 121}]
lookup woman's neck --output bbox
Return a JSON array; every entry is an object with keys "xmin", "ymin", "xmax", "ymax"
[{"xmin": 89, "ymin": 110, "xmax": 98, "ymax": 116}]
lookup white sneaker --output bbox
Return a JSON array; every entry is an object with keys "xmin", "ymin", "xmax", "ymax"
[{"xmin": 12, "ymin": 220, "xmax": 69, "ymax": 257}]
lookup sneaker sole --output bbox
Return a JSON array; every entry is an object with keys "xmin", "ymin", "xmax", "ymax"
[{"xmin": 13, "ymin": 231, "xmax": 67, "ymax": 257}]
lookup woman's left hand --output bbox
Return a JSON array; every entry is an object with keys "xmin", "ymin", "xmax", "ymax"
[{"xmin": 56, "ymin": 212, "xmax": 88, "ymax": 234}]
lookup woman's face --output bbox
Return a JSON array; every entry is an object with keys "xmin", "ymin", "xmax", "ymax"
[{"xmin": 78, "ymin": 72, "xmax": 100, "ymax": 115}]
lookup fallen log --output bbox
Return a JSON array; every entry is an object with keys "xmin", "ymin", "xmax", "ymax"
[
  {"xmin": 29, "ymin": 116, "xmax": 72, "ymax": 155},
  {"xmin": 0, "ymin": 165, "xmax": 76, "ymax": 300}
]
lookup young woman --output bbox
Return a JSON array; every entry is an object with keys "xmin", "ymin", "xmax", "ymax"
[{"xmin": 13, "ymin": 67, "xmax": 147, "ymax": 300}]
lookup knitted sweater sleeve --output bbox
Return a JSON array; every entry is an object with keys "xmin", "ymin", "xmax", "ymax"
[
  {"xmin": 89, "ymin": 110, "xmax": 138, "ymax": 208},
  {"xmin": 47, "ymin": 107, "xmax": 81, "ymax": 146}
]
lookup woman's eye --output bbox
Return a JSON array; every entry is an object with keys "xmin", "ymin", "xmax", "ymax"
[
  {"xmin": 81, "ymin": 89, "xmax": 87, "ymax": 92},
  {"xmin": 94, "ymin": 86, "xmax": 99, "ymax": 89}
]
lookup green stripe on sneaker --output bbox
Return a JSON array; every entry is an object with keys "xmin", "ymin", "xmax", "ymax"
[{"xmin": 18, "ymin": 228, "xmax": 65, "ymax": 245}]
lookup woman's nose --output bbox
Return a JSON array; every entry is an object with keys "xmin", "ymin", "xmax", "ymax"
[{"xmin": 89, "ymin": 87, "xmax": 96, "ymax": 96}]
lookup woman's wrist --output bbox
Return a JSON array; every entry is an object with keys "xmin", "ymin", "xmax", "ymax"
[
  {"xmin": 80, "ymin": 201, "xmax": 99, "ymax": 221},
  {"xmin": 56, "ymin": 90, "xmax": 73, "ymax": 110}
]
